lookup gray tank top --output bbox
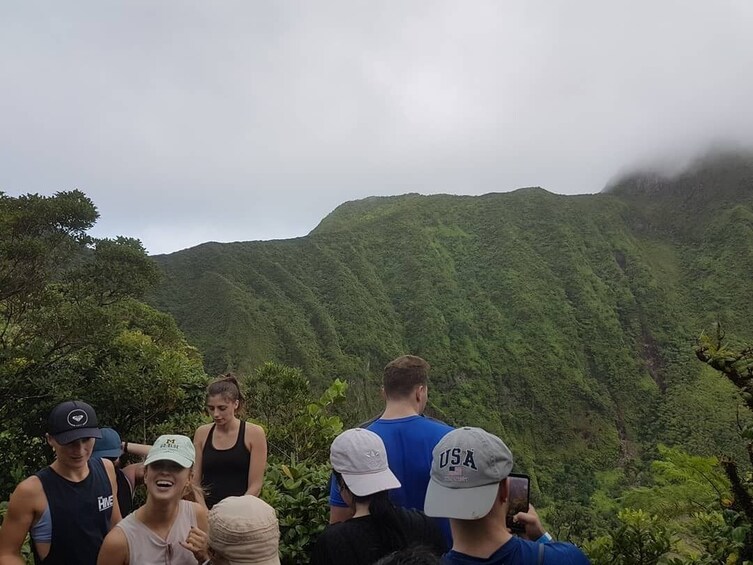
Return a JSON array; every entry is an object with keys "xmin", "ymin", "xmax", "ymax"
[{"xmin": 116, "ymin": 500, "xmax": 198, "ymax": 565}]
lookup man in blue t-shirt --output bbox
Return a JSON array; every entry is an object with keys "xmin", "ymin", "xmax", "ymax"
[
  {"xmin": 329, "ymin": 355, "xmax": 453, "ymax": 533},
  {"xmin": 424, "ymin": 427, "xmax": 590, "ymax": 564}
]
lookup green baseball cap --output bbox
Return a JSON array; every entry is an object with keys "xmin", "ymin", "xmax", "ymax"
[{"xmin": 144, "ymin": 434, "xmax": 195, "ymax": 468}]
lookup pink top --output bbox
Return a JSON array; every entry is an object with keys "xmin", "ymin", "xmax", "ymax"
[{"xmin": 116, "ymin": 500, "xmax": 198, "ymax": 565}]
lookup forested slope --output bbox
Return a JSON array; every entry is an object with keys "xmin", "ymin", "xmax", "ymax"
[{"xmin": 150, "ymin": 152, "xmax": 753, "ymax": 502}]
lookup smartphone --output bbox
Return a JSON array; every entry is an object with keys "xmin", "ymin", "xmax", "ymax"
[{"xmin": 505, "ymin": 473, "xmax": 530, "ymax": 533}]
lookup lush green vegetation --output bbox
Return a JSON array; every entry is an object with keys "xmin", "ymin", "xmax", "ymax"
[
  {"xmin": 151, "ymin": 152, "xmax": 753, "ymax": 504},
  {"xmin": 4, "ymin": 151, "xmax": 753, "ymax": 562},
  {"xmin": 251, "ymin": 363, "xmax": 346, "ymax": 563},
  {"xmin": 0, "ymin": 191, "xmax": 346, "ymax": 564},
  {"xmin": 0, "ymin": 190, "xmax": 208, "ymax": 498}
]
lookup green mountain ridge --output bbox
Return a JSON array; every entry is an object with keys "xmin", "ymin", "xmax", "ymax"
[{"xmin": 149, "ymin": 152, "xmax": 753, "ymax": 502}]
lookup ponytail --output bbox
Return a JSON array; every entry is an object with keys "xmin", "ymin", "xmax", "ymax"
[
  {"xmin": 183, "ymin": 481, "xmax": 207, "ymax": 505},
  {"xmin": 206, "ymin": 373, "xmax": 245, "ymax": 411},
  {"xmin": 368, "ymin": 491, "xmax": 407, "ymax": 552},
  {"xmin": 333, "ymin": 472, "xmax": 406, "ymax": 551}
]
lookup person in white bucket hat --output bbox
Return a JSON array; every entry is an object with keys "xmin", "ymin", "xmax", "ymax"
[
  {"xmin": 311, "ymin": 428, "xmax": 446, "ymax": 565},
  {"xmin": 208, "ymin": 495, "xmax": 280, "ymax": 565}
]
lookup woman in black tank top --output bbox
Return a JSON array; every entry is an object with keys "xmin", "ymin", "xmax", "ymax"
[{"xmin": 192, "ymin": 373, "xmax": 268, "ymax": 509}]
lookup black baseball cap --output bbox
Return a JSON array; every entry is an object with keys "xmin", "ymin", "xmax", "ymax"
[{"xmin": 47, "ymin": 400, "xmax": 102, "ymax": 444}]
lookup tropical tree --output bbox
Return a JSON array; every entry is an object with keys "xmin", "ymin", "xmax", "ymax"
[
  {"xmin": 694, "ymin": 323, "xmax": 753, "ymax": 561},
  {"xmin": 0, "ymin": 190, "xmax": 206, "ymax": 497},
  {"xmin": 247, "ymin": 362, "xmax": 347, "ymax": 564}
]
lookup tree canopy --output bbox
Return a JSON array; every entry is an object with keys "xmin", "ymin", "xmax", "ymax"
[{"xmin": 0, "ymin": 190, "xmax": 206, "ymax": 497}]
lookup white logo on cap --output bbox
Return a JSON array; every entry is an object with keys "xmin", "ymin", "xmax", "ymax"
[{"xmin": 67, "ymin": 409, "xmax": 88, "ymax": 427}]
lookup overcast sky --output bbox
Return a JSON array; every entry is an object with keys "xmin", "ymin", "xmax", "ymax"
[{"xmin": 2, "ymin": 1, "xmax": 752, "ymax": 254}]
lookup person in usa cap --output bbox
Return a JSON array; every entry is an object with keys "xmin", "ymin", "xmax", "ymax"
[
  {"xmin": 424, "ymin": 427, "xmax": 591, "ymax": 565},
  {"xmin": 0, "ymin": 400, "xmax": 122, "ymax": 565}
]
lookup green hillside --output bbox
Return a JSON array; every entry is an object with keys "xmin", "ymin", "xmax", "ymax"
[{"xmin": 149, "ymin": 152, "xmax": 753, "ymax": 504}]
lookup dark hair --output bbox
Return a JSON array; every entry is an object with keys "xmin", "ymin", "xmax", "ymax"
[
  {"xmin": 383, "ymin": 355, "xmax": 430, "ymax": 399},
  {"xmin": 206, "ymin": 373, "xmax": 244, "ymax": 409},
  {"xmin": 373, "ymin": 547, "xmax": 441, "ymax": 565},
  {"xmin": 334, "ymin": 472, "xmax": 406, "ymax": 552}
]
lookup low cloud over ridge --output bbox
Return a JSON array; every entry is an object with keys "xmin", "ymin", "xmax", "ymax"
[{"xmin": 2, "ymin": 1, "xmax": 752, "ymax": 253}]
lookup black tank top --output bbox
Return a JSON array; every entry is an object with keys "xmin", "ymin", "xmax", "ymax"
[
  {"xmin": 115, "ymin": 467, "xmax": 133, "ymax": 517},
  {"xmin": 34, "ymin": 458, "xmax": 113, "ymax": 565},
  {"xmin": 202, "ymin": 422, "xmax": 251, "ymax": 509}
]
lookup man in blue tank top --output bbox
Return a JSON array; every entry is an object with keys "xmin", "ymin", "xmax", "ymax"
[
  {"xmin": 424, "ymin": 427, "xmax": 590, "ymax": 565},
  {"xmin": 0, "ymin": 400, "xmax": 122, "ymax": 565},
  {"xmin": 329, "ymin": 356, "xmax": 453, "ymax": 540}
]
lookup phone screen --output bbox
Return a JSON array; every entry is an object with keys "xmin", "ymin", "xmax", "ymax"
[{"xmin": 505, "ymin": 473, "xmax": 530, "ymax": 533}]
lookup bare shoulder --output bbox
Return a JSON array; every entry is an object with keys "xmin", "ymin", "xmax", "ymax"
[
  {"xmin": 97, "ymin": 526, "xmax": 128, "ymax": 565},
  {"xmin": 13, "ymin": 475, "xmax": 43, "ymax": 496},
  {"xmin": 101, "ymin": 457, "xmax": 116, "ymax": 475},
  {"xmin": 191, "ymin": 501, "xmax": 209, "ymax": 532},
  {"xmin": 103, "ymin": 525, "xmax": 127, "ymax": 545},
  {"xmin": 193, "ymin": 424, "xmax": 212, "ymax": 445},
  {"xmin": 192, "ymin": 501, "xmax": 208, "ymax": 520},
  {"xmin": 245, "ymin": 422, "xmax": 266, "ymax": 442},
  {"xmin": 10, "ymin": 475, "xmax": 45, "ymax": 508},
  {"xmin": 1, "ymin": 476, "xmax": 46, "ymax": 539}
]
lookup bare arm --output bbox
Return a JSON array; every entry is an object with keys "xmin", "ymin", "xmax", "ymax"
[
  {"xmin": 195, "ymin": 503, "xmax": 208, "ymax": 533},
  {"xmin": 0, "ymin": 478, "xmax": 42, "ymax": 565},
  {"xmin": 96, "ymin": 527, "xmax": 129, "ymax": 565},
  {"xmin": 192, "ymin": 426, "xmax": 208, "ymax": 508},
  {"xmin": 120, "ymin": 463, "xmax": 144, "ymax": 490},
  {"xmin": 117, "ymin": 440, "xmax": 149, "ymax": 490},
  {"xmin": 179, "ymin": 503, "xmax": 209, "ymax": 563},
  {"xmin": 245, "ymin": 423, "xmax": 267, "ymax": 497},
  {"xmin": 102, "ymin": 459, "xmax": 122, "ymax": 527},
  {"xmin": 122, "ymin": 441, "xmax": 151, "ymax": 459}
]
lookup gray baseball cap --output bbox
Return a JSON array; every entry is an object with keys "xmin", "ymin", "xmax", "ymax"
[
  {"xmin": 330, "ymin": 428, "xmax": 401, "ymax": 496},
  {"xmin": 424, "ymin": 427, "xmax": 513, "ymax": 520}
]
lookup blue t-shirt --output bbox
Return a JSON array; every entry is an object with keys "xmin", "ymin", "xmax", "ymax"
[
  {"xmin": 329, "ymin": 414, "xmax": 453, "ymax": 510},
  {"xmin": 441, "ymin": 536, "xmax": 590, "ymax": 565}
]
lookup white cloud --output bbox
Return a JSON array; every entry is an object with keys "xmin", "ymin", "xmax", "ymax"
[{"xmin": 2, "ymin": 0, "xmax": 752, "ymax": 253}]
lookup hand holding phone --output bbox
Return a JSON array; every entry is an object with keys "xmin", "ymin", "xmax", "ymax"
[{"xmin": 505, "ymin": 473, "xmax": 530, "ymax": 534}]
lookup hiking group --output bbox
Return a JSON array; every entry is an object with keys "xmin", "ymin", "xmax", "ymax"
[{"xmin": 0, "ymin": 355, "xmax": 590, "ymax": 564}]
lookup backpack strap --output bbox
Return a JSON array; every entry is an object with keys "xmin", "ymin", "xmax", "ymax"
[{"xmin": 537, "ymin": 541, "xmax": 545, "ymax": 565}]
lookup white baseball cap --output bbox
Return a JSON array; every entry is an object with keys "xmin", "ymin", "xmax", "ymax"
[
  {"xmin": 330, "ymin": 428, "xmax": 401, "ymax": 496},
  {"xmin": 144, "ymin": 434, "xmax": 195, "ymax": 468}
]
